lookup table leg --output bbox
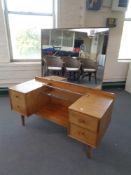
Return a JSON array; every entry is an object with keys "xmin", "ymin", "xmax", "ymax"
[
  {"xmin": 21, "ymin": 115, "xmax": 25, "ymax": 126},
  {"xmin": 87, "ymin": 145, "xmax": 93, "ymax": 159}
]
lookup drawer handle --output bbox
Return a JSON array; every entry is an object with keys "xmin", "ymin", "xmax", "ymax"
[
  {"xmin": 78, "ymin": 131, "xmax": 85, "ymax": 136},
  {"xmin": 78, "ymin": 119, "xmax": 85, "ymax": 124},
  {"xmin": 15, "ymin": 95, "xmax": 19, "ymax": 98},
  {"xmin": 17, "ymin": 105, "xmax": 20, "ymax": 109}
]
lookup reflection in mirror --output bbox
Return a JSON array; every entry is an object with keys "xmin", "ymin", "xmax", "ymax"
[{"xmin": 41, "ymin": 28, "xmax": 109, "ymax": 89}]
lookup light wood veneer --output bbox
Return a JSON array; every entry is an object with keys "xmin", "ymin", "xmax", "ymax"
[{"xmin": 9, "ymin": 76, "xmax": 115, "ymax": 158}]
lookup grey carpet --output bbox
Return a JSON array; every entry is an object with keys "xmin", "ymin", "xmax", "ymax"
[{"xmin": 0, "ymin": 89, "xmax": 131, "ymax": 175}]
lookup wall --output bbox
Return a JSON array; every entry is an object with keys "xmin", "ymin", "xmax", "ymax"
[
  {"xmin": 0, "ymin": 0, "xmax": 129, "ymax": 87},
  {"xmin": 57, "ymin": 0, "xmax": 129, "ymax": 82},
  {"xmin": 0, "ymin": 62, "xmax": 41, "ymax": 87},
  {"xmin": 125, "ymin": 62, "xmax": 131, "ymax": 93}
]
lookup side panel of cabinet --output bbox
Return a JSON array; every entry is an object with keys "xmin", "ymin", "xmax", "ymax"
[
  {"xmin": 25, "ymin": 86, "xmax": 50, "ymax": 116},
  {"xmin": 96, "ymin": 103, "xmax": 113, "ymax": 146}
]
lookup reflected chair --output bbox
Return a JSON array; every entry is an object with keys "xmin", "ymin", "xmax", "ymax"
[
  {"xmin": 41, "ymin": 56, "xmax": 46, "ymax": 76},
  {"xmin": 44, "ymin": 56, "xmax": 64, "ymax": 76},
  {"xmin": 63, "ymin": 57, "xmax": 81, "ymax": 81},
  {"xmin": 81, "ymin": 58, "xmax": 98, "ymax": 84}
]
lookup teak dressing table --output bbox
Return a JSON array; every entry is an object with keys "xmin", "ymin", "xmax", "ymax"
[{"xmin": 9, "ymin": 76, "xmax": 115, "ymax": 158}]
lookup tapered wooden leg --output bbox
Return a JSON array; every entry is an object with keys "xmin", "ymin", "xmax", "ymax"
[
  {"xmin": 21, "ymin": 115, "xmax": 25, "ymax": 126},
  {"xmin": 67, "ymin": 123, "xmax": 70, "ymax": 135},
  {"xmin": 87, "ymin": 145, "xmax": 93, "ymax": 159}
]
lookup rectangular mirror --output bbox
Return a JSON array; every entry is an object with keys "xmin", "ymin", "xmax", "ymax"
[{"xmin": 41, "ymin": 28, "xmax": 109, "ymax": 89}]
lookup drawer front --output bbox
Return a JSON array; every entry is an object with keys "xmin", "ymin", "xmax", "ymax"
[
  {"xmin": 69, "ymin": 110, "xmax": 98, "ymax": 133},
  {"xmin": 69, "ymin": 124, "xmax": 97, "ymax": 146},
  {"xmin": 10, "ymin": 90, "xmax": 26, "ymax": 115}
]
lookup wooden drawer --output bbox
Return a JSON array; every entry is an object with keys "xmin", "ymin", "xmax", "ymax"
[
  {"xmin": 69, "ymin": 110, "xmax": 98, "ymax": 133},
  {"xmin": 9, "ymin": 87, "xmax": 49, "ymax": 116},
  {"xmin": 10, "ymin": 90, "xmax": 25, "ymax": 102},
  {"xmin": 69, "ymin": 124, "xmax": 97, "ymax": 147},
  {"xmin": 10, "ymin": 90, "xmax": 26, "ymax": 115}
]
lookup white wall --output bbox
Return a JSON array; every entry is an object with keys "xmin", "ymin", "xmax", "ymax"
[
  {"xmin": 0, "ymin": 62, "xmax": 41, "ymax": 87},
  {"xmin": 0, "ymin": 0, "xmax": 129, "ymax": 87},
  {"xmin": 125, "ymin": 62, "xmax": 131, "ymax": 93}
]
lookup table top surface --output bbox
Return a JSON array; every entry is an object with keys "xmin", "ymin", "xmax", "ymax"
[
  {"xmin": 9, "ymin": 79, "xmax": 44, "ymax": 93},
  {"xmin": 69, "ymin": 93, "xmax": 113, "ymax": 119},
  {"xmin": 9, "ymin": 76, "xmax": 66, "ymax": 94}
]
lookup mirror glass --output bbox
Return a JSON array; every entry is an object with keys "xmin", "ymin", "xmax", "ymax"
[{"xmin": 41, "ymin": 28, "xmax": 109, "ymax": 89}]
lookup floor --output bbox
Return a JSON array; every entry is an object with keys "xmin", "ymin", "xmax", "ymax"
[{"xmin": 0, "ymin": 89, "xmax": 131, "ymax": 175}]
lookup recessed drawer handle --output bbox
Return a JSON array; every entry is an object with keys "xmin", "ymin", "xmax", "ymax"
[
  {"xmin": 15, "ymin": 95, "xmax": 19, "ymax": 98},
  {"xmin": 78, "ymin": 131, "xmax": 85, "ymax": 136},
  {"xmin": 78, "ymin": 119, "xmax": 85, "ymax": 124},
  {"xmin": 17, "ymin": 105, "xmax": 20, "ymax": 109}
]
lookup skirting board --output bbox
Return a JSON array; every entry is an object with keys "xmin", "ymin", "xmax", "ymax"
[
  {"xmin": 102, "ymin": 81, "xmax": 126, "ymax": 89},
  {"xmin": 0, "ymin": 88, "xmax": 9, "ymax": 96}
]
